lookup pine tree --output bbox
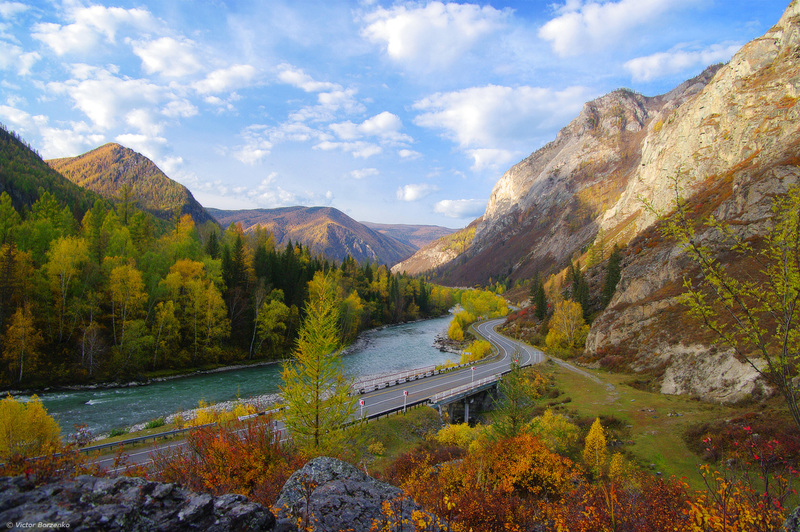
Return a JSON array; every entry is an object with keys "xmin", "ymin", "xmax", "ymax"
[{"xmin": 280, "ymin": 271, "xmax": 356, "ymax": 452}]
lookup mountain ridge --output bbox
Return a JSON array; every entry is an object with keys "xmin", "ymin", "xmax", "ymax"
[{"xmin": 208, "ymin": 206, "xmax": 424, "ymax": 266}]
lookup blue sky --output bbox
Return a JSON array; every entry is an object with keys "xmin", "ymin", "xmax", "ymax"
[{"xmin": 0, "ymin": 0, "xmax": 789, "ymax": 228}]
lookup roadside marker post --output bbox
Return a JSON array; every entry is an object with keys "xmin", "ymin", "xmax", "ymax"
[
  {"xmin": 360, "ymin": 399, "xmax": 365, "ymax": 419},
  {"xmin": 471, "ymin": 366, "xmax": 475, "ymax": 383},
  {"xmin": 403, "ymin": 390, "xmax": 408, "ymax": 413}
]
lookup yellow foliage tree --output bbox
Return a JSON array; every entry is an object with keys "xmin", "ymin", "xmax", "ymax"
[
  {"xmin": 0, "ymin": 394, "xmax": 60, "ymax": 460},
  {"xmin": 447, "ymin": 319, "xmax": 464, "ymax": 341},
  {"xmin": 583, "ymin": 417, "xmax": 608, "ymax": 478},
  {"xmin": 529, "ymin": 408, "xmax": 580, "ymax": 454},
  {"xmin": 545, "ymin": 299, "xmax": 589, "ymax": 348},
  {"xmin": 2, "ymin": 305, "xmax": 44, "ymax": 383},
  {"xmin": 460, "ymin": 339, "xmax": 491, "ymax": 364}
]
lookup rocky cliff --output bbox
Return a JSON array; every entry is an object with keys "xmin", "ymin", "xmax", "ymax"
[
  {"xmin": 406, "ymin": 66, "xmax": 720, "ymax": 284},
  {"xmin": 404, "ymin": 0, "xmax": 800, "ymax": 401},
  {"xmin": 587, "ymin": 0, "xmax": 800, "ymax": 401}
]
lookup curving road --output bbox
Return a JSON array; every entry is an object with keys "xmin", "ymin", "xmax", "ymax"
[{"xmin": 93, "ymin": 317, "xmax": 545, "ymax": 471}]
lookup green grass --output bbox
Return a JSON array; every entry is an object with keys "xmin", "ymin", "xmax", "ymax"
[{"xmin": 535, "ymin": 357, "xmax": 787, "ymax": 490}]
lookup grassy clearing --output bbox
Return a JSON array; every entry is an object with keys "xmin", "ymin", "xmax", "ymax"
[{"xmin": 536, "ymin": 357, "xmax": 788, "ymax": 490}]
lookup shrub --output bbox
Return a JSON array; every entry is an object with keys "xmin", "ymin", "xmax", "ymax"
[{"xmin": 0, "ymin": 395, "xmax": 61, "ymax": 460}]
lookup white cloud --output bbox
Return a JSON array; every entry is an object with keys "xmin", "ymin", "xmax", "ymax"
[
  {"xmin": 132, "ymin": 37, "xmax": 202, "ymax": 78},
  {"xmin": 351, "ymin": 168, "xmax": 379, "ymax": 180},
  {"xmin": 277, "ymin": 63, "xmax": 341, "ymax": 92},
  {"xmin": 624, "ymin": 42, "xmax": 741, "ymax": 81},
  {"xmin": 397, "ymin": 183, "xmax": 438, "ymax": 202},
  {"xmin": 398, "ymin": 149, "xmax": 421, "ymax": 160},
  {"xmin": 539, "ymin": 0, "xmax": 695, "ymax": 57},
  {"xmin": 467, "ymin": 148, "xmax": 520, "ymax": 171},
  {"xmin": 433, "ymin": 199, "xmax": 486, "ymax": 219},
  {"xmin": 0, "ymin": 2, "xmax": 29, "ymax": 19},
  {"xmin": 315, "ymin": 140, "xmax": 382, "ymax": 158},
  {"xmin": 193, "ymin": 64, "xmax": 258, "ymax": 94},
  {"xmin": 115, "ymin": 132, "xmax": 168, "ymax": 161},
  {"xmin": 0, "ymin": 41, "xmax": 39, "ymax": 75},
  {"xmin": 414, "ymin": 84, "xmax": 592, "ymax": 149},
  {"xmin": 47, "ymin": 65, "xmax": 164, "ymax": 130},
  {"xmin": 362, "ymin": 1, "xmax": 510, "ymax": 70},
  {"xmin": 331, "ymin": 111, "xmax": 412, "ymax": 144},
  {"xmin": 162, "ymin": 99, "xmax": 198, "ymax": 118},
  {"xmin": 32, "ymin": 6, "xmax": 156, "ymax": 55}
]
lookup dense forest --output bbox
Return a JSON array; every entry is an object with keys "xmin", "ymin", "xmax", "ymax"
[{"xmin": 0, "ymin": 127, "xmax": 459, "ymax": 389}]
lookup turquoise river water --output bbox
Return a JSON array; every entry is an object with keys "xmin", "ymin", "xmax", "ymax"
[{"xmin": 33, "ymin": 315, "xmax": 456, "ymax": 436}]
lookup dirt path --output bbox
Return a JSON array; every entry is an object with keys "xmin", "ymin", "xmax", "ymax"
[{"xmin": 547, "ymin": 356, "xmax": 619, "ymax": 404}]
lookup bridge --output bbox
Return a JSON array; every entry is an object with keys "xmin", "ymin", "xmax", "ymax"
[{"xmin": 85, "ymin": 317, "xmax": 545, "ymax": 471}]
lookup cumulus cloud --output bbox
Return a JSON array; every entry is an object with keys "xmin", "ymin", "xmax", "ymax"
[
  {"xmin": 331, "ymin": 111, "xmax": 412, "ymax": 144},
  {"xmin": 397, "ymin": 183, "xmax": 438, "ymax": 202},
  {"xmin": 414, "ymin": 84, "xmax": 591, "ymax": 149},
  {"xmin": 398, "ymin": 149, "xmax": 421, "ymax": 159},
  {"xmin": 47, "ymin": 65, "xmax": 165, "ymax": 130},
  {"xmin": 351, "ymin": 168, "xmax": 379, "ymax": 179},
  {"xmin": 33, "ymin": 5, "xmax": 156, "ymax": 55},
  {"xmin": 0, "ymin": 41, "xmax": 39, "ymax": 75},
  {"xmin": 433, "ymin": 199, "xmax": 486, "ymax": 219},
  {"xmin": 539, "ymin": 0, "xmax": 695, "ymax": 57},
  {"xmin": 193, "ymin": 64, "xmax": 258, "ymax": 94},
  {"xmin": 362, "ymin": 1, "xmax": 510, "ymax": 70},
  {"xmin": 277, "ymin": 63, "xmax": 341, "ymax": 92},
  {"xmin": 624, "ymin": 42, "xmax": 741, "ymax": 81},
  {"xmin": 132, "ymin": 37, "xmax": 202, "ymax": 78},
  {"xmin": 162, "ymin": 99, "xmax": 198, "ymax": 118}
]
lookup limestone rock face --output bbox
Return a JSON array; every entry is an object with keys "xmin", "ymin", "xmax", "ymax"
[
  {"xmin": 0, "ymin": 474, "xmax": 275, "ymax": 531},
  {"xmin": 274, "ymin": 456, "xmax": 445, "ymax": 532}
]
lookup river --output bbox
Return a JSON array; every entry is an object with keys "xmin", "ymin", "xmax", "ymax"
[{"xmin": 34, "ymin": 315, "xmax": 456, "ymax": 436}]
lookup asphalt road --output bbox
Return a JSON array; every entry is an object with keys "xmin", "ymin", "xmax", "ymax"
[{"xmin": 93, "ymin": 318, "xmax": 545, "ymax": 472}]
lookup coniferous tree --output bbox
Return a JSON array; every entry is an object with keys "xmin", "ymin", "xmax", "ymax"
[
  {"xmin": 280, "ymin": 271, "xmax": 356, "ymax": 452},
  {"xmin": 602, "ymin": 244, "xmax": 622, "ymax": 307}
]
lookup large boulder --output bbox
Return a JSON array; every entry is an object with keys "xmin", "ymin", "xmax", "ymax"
[
  {"xmin": 0, "ymin": 474, "xmax": 275, "ymax": 531},
  {"xmin": 274, "ymin": 456, "xmax": 445, "ymax": 532}
]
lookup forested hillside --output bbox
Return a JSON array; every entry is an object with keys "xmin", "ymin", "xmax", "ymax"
[
  {"xmin": 47, "ymin": 143, "xmax": 215, "ymax": 226},
  {"xmin": 0, "ymin": 125, "xmax": 97, "ymax": 218},
  {"xmin": 0, "ymin": 130, "xmax": 459, "ymax": 390}
]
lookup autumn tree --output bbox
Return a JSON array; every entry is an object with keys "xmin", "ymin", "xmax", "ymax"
[
  {"xmin": 0, "ymin": 394, "xmax": 60, "ymax": 460},
  {"xmin": 2, "ymin": 305, "xmax": 44, "ymax": 383},
  {"xmin": 652, "ymin": 181, "xmax": 800, "ymax": 430},
  {"xmin": 255, "ymin": 289, "xmax": 290, "ymax": 358},
  {"xmin": 491, "ymin": 362, "xmax": 544, "ymax": 439},
  {"xmin": 545, "ymin": 299, "xmax": 589, "ymax": 349},
  {"xmin": 108, "ymin": 263, "xmax": 147, "ymax": 349},
  {"xmin": 45, "ymin": 235, "xmax": 89, "ymax": 342},
  {"xmin": 584, "ymin": 417, "xmax": 608, "ymax": 478},
  {"xmin": 280, "ymin": 270, "xmax": 357, "ymax": 453}
]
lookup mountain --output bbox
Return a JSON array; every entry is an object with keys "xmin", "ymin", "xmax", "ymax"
[
  {"xmin": 0, "ymin": 125, "xmax": 97, "ymax": 217},
  {"xmin": 400, "ymin": 65, "xmax": 722, "ymax": 283},
  {"xmin": 208, "ymin": 206, "xmax": 417, "ymax": 266},
  {"xmin": 400, "ymin": 0, "xmax": 800, "ymax": 401},
  {"xmin": 47, "ymin": 143, "xmax": 215, "ymax": 226},
  {"xmin": 359, "ymin": 222, "xmax": 455, "ymax": 250}
]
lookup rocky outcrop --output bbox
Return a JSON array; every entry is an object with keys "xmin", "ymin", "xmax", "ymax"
[
  {"xmin": 1, "ymin": 457, "xmax": 444, "ymax": 532},
  {"xmin": 0, "ymin": 474, "xmax": 275, "ymax": 531},
  {"xmin": 274, "ymin": 456, "xmax": 445, "ymax": 532}
]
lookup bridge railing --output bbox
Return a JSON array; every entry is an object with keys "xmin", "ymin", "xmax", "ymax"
[{"xmin": 429, "ymin": 374, "xmax": 502, "ymax": 404}]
